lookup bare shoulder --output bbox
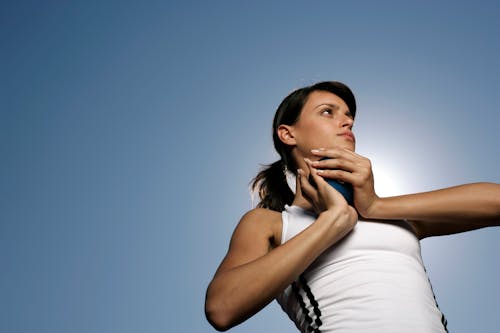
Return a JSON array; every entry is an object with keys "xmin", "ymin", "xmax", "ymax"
[
  {"xmin": 215, "ymin": 208, "xmax": 283, "ymax": 274},
  {"xmin": 234, "ymin": 208, "xmax": 283, "ymax": 247},
  {"xmin": 240, "ymin": 207, "xmax": 282, "ymax": 224}
]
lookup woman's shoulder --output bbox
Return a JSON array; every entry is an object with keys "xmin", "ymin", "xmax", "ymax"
[
  {"xmin": 241, "ymin": 207, "xmax": 282, "ymax": 220},
  {"xmin": 236, "ymin": 207, "xmax": 283, "ymax": 247}
]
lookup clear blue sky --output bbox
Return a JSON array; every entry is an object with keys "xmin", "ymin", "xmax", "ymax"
[{"xmin": 2, "ymin": 1, "xmax": 499, "ymax": 332}]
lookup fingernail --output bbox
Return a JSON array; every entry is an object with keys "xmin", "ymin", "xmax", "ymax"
[{"xmin": 311, "ymin": 149, "xmax": 322, "ymax": 153}]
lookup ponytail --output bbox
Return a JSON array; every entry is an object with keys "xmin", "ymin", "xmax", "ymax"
[{"xmin": 251, "ymin": 160, "xmax": 294, "ymax": 212}]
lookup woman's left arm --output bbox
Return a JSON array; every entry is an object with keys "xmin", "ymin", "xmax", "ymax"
[
  {"xmin": 310, "ymin": 148, "xmax": 500, "ymax": 239},
  {"xmin": 366, "ymin": 183, "xmax": 500, "ymax": 238}
]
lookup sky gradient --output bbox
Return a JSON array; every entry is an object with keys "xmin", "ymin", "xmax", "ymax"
[{"xmin": 2, "ymin": 1, "xmax": 499, "ymax": 332}]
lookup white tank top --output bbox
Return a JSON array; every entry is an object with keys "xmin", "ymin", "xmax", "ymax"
[{"xmin": 276, "ymin": 205, "xmax": 448, "ymax": 333}]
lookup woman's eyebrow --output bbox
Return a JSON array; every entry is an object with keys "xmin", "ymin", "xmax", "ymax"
[{"xmin": 314, "ymin": 103, "xmax": 340, "ymax": 110}]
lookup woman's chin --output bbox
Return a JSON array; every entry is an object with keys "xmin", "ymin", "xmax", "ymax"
[{"xmin": 332, "ymin": 142, "xmax": 355, "ymax": 151}]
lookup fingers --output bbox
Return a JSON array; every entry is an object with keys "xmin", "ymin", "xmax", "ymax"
[
  {"xmin": 310, "ymin": 147, "xmax": 358, "ymax": 163},
  {"xmin": 317, "ymin": 168, "xmax": 356, "ymax": 185},
  {"xmin": 310, "ymin": 148, "xmax": 360, "ymax": 176},
  {"xmin": 311, "ymin": 157, "xmax": 356, "ymax": 173},
  {"xmin": 304, "ymin": 159, "xmax": 345, "ymax": 202},
  {"xmin": 305, "ymin": 158, "xmax": 325, "ymax": 187},
  {"xmin": 309, "ymin": 147, "xmax": 372, "ymax": 187},
  {"xmin": 297, "ymin": 168, "xmax": 319, "ymax": 204},
  {"xmin": 309, "ymin": 151, "xmax": 357, "ymax": 184}
]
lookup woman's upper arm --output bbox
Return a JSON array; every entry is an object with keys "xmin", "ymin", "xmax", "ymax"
[
  {"xmin": 214, "ymin": 208, "xmax": 282, "ymax": 275},
  {"xmin": 409, "ymin": 219, "xmax": 493, "ymax": 240}
]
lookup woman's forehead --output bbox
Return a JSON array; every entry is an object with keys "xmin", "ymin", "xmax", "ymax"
[{"xmin": 304, "ymin": 90, "xmax": 349, "ymax": 111}]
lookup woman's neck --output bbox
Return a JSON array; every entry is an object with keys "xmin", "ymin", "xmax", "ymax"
[{"xmin": 291, "ymin": 193, "xmax": 314, "ymax": 211}]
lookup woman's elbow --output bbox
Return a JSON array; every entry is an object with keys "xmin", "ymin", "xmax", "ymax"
[{"xmin": 205, "ymin": 296, "xmax": 236, "ymax": 332}]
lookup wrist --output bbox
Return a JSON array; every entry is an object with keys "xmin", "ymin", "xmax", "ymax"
[
  {"xmin": 318, "ymin": 206, "xmax": 357, "ymax": 238},
  {"xmin": 362, "ymin": 196, "xmax": 384, "ymax": 219},
  {"xmin": 364, "ymin": 196, "xmax": 413, "ymax": 220}
]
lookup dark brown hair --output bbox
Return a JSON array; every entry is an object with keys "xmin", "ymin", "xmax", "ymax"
[{"xmin": 251, "ymin": 81, "xmax": 356, "ymax": 211}]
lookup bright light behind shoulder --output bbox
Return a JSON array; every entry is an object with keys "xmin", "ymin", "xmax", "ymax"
[
  {"xmin": 357, "ymin": 143, "xmax": 413, "ymax": 198},
  {"xmin": 371, "ymin": 157, "xmax": 407, "ymax": 197}
]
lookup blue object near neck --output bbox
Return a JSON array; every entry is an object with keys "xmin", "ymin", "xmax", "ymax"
[{"xmin": 320, "ymin": 157, "xmax": 354, "ymax": 206}]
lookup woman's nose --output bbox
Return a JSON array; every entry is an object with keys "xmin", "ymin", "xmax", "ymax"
[{"xmin": 339, "ymin": 114, "xmax": 354, "ymax": 128}]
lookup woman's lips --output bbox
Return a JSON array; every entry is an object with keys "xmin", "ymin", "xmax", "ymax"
[{"xmin": 338, "ymin": 131, "xmax": 355, "ymax": 142}]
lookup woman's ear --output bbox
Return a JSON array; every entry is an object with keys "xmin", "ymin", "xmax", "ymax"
[{"xmin": 277, "ymin": 124, "xmax": 296, "ymax": 146}]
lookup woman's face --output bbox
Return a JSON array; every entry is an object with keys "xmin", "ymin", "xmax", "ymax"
[{"xmin": 288, "ymin": 90, "xmax": 355, "ymax": 159}]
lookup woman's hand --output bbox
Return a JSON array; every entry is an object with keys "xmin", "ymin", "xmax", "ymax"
[
  {"xmin": 299, "ymin": 159, "xmax": 358, "ymax": 237},
  {"xmin": 309, "ymin": 148, "xmax": 380, "ymax": 218},
  {"xmin": 299, "ymin": 158, "xmax": 356, "ymax": 213}
]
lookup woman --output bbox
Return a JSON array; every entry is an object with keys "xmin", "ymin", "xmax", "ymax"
[{"xmin": 205, "ymin": 81, "xmax": 500, "ymax": 332}]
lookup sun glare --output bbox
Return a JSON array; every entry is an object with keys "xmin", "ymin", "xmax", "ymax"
[{"xmin": 370, "ymin": 155, "xmax": 410, "ymax": 198}]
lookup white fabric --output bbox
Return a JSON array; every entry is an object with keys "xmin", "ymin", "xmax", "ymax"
[{"xmin": 276, "ymin": 205, "xmax": 447, "ymax": 333}]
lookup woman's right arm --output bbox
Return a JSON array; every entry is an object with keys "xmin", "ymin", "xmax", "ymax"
[{"xmin": 205, "ymin": 166, "xmax": 357, "ymax": 331}]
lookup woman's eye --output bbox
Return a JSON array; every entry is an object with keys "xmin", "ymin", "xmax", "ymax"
[{"xmin": 321, "ymin": 108, "xmax": 333, "ymax": 115}]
